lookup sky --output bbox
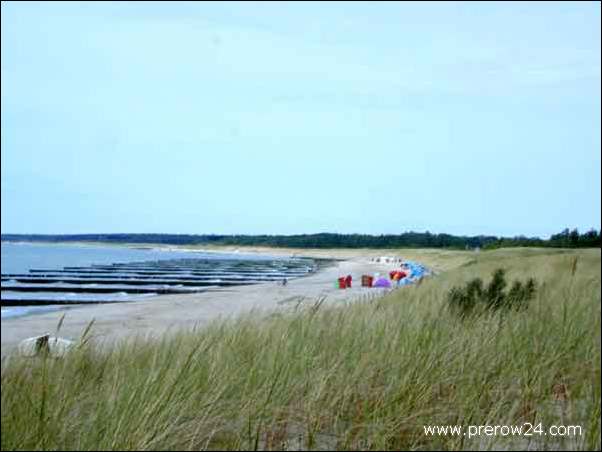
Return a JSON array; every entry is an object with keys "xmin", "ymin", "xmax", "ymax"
[{"xmin": 1, "ymin": 1, "xmax": 600, "ymax": 238}]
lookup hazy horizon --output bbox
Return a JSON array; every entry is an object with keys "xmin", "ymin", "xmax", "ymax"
[{"xmin": 2, "ymin": 2, "xmax": 600, "ymax": 238}]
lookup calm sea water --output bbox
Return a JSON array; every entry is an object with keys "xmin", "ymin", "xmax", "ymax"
[
  {"xmin": 1, "ymin": 242, "xmax": 284, "ymax": 319},
  {"xmin": 0, "ymin": 242, "xmax": 279, "ymax": 274}
]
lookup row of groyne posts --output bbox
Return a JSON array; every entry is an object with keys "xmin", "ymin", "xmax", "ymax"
[{"xmin": 1, "ymin": 257, "xmax": 319, "ymax": 306}]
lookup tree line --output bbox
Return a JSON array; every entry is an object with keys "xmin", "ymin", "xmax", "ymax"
[
  {"xmin": 1, "ymin": 228, "xmax": 600, "ymax": 249},
  {"xmin": 484, "ymin": 228, "xmax": 601, "ymax": 249}
]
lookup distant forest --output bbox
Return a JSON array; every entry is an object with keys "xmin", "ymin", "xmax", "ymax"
[{"xmin": 2, "ymin": 228, "xmax": 600, "ymax": 249}]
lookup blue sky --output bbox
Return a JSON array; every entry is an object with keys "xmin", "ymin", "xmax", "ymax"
[{"xmin": 1, "ymin": 1, "xmax": 600, "ymax": 238}]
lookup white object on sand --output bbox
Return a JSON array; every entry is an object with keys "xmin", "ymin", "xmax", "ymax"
[
  {"xmin": 379, "ymin": 256, "xmax": 397, "ymax": 263},
  {"xmin": 18, "ymin": 334, "xmax": 74, "ymax": 358}
]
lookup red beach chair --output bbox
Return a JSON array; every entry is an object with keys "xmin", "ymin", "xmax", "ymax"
[{"xmin": 345, "ymin": 275, "xmax": 352, "ymax": 288}]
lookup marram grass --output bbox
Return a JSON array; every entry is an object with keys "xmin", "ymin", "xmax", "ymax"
[{"xmin": 1, "ymin": 248, "xmax": 600, "ymax": 450}]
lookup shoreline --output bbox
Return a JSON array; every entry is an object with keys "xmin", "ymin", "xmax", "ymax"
[{"xmin": 1, "ymin": 249, "xmax": 404, "ymax": 355}]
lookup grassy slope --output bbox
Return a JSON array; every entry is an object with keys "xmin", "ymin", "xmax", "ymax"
[{"xmin": 1, "ymin": 248, "xmax": 600, "ymax": 450}]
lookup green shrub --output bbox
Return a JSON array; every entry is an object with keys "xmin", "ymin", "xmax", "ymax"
[
  {"xmin": 484, "ymin": 268, "xmax": 508, "ymax": 309},
  {"xmin": 447, "ymin": 268, "xmax": 537, "ymax": 316},
  {"xmin": 447, "ymin": 278, "xmax": 483, "ymax": 316},
  {"xmin": 506, "ymin": 277, "xmax": 537, "ymax": 310}
]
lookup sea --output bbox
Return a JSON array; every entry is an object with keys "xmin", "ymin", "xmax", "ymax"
[{"xmin": 1, "ymin": 242, "xmax": 312, "ymax": 319}]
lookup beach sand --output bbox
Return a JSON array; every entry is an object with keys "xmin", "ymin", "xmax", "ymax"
[{"xmin": 1, "ymin": 248, "xmax": 410, "ymax": 354}]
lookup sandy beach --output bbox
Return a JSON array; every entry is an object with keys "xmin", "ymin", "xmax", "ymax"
[{"xmin": 1, "ymin": 248, "xmax": 409, "ymax": 354}]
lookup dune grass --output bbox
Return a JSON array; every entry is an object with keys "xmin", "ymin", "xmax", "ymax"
[{"xmin": 1, "ymin": 248, "xmax": 600, "ymax": 450}]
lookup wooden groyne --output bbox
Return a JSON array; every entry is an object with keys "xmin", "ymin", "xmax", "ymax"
[{"xmin": 1, "ymin": 257, "xmax": 317, "ymax": 307}]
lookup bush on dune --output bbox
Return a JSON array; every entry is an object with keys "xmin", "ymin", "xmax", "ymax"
[{"xmin": 447, "ymin": 268, "xmax": 538, "ymax": 316}]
